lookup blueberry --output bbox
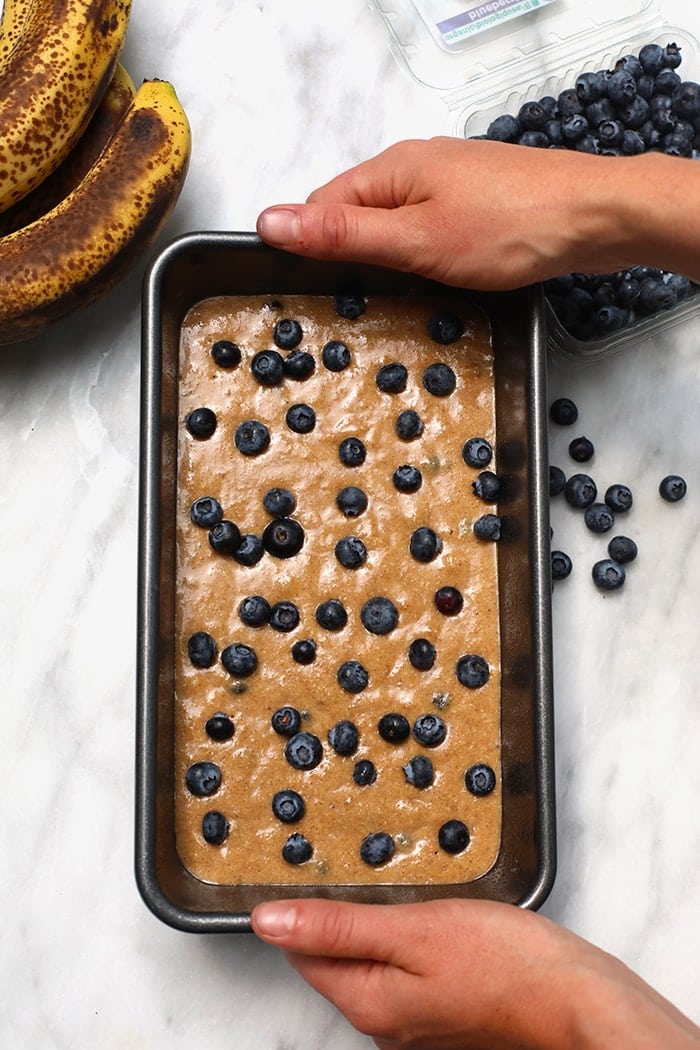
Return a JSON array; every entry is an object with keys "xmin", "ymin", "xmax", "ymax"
[
  {"xmin": 211, "ymin": 339, "xmax": 241, "ymax": 368},
  {"xmin": 269, "ymin": 600, "xmax": 300, "ymax": 633},
  {"xmin": 361, "ymin": 596, "xmax": 399, "ymax": 635},
  {"xmin": 639, "ymin": 42, "xmax": 665, "ymax": 76},
  {"xmin": 549, "ymin": 397, "xmax": 578, "ymax": 425},
  {"xmin": 337, "ymin": 660, "xmax": 369, "ymax": 693},
  {"xmin": 413, "ymin": 713, "xmax": 446, "ymax": 747},
  {"xmin": 663, "ymin": 42, "xmax": 683, "ymax": 70},
  {"xmin": 188, "ymin": 631, "xmax": 217, "ymax": 668},
  {"xmin": 456, "ymin": 653, "xmax": 490, "ymax": 688},
  {"xmin": 185, "ymin": 761, "xmax": 222, "ymax": 797},
  {"xmin": 322, "ymin": 339, "xmax": 351, "ymax": 371},
  {"xmin": 285, "ymin": 402, "xmax": 316, "ymax": 433},
  {"xmin": 575, "ymin": 133, "xmax": 601, "ymax": 155},
  {"xmin": 185, "ymin": 407, "xmax": 217, "ymax": 439},
  {"xmin": 614, "ymin": 53, "xmax": 642, "ymax": 78},
  {"xmin": 221, "ymin": 642, "xmax": 257, "ymax": 677},
  {"xmin": 561, "ymin": 113, "xmax": 589, "ymax": 144},
  {"xmin": 519, "ymin": 130, "xmax": 550, "ymax": 148},
  {"xmin": 271, "ymin": 706, "xmax": 303, "ymax": 737},
  {"xmin": 208, "ymin": 520, "xmax": 242, "ymax": 555},
  {"xmin": 234, "ymin": 533, "xmax": 264, "ymax": 566},
  {"xmin": 205, "ymin": 712, "xmax": 235, "ymax": 741},
  {"xmin": 315, "ymin": 598, "xmax": 347, "ymax": 631},
  {"xmin": 462, "ymin": 436, "xmax": 493, "ymax": 468},
  {"xmin": 273, "ymin": 318, "xmax": 303, "ymax": 350},
  {"xmin": 621, "ymin": 129, "xmax": 646, "ymax": 154},
  {"xmin": 592, "ymin": 558, "xmax": 626, "ymax": 591},
  {"xmin": 473, "ymin": 513, "xmax": 501, "ymax": 541},
  {"xmin": 377, "ymin": 712, "xmax": 411, "ymax": 743},
  {"xmin": 605, "ymin": 483, "xmax": 633, "ymax": 512},
  {"xmin": 659, "ymin": 474, "xmax": 687, "ymax": 502},
  {"xmin": 549, "ymin": 466, "xmax": 566, "ymax": 497},
  {"xmin": 557, "ymin": 88, "xmax": 584, "ymax": 118},
  {"xmin": 202, "ymin": 810, "xmax": 229, "ymax": 844},
  {"xmin": 584, "ymin": 502, "xmax": 615, "ymax": 534},
  {"xmin": 238, "ymin": 594, "xmax": 272, "ymax": 627},
  {"xmin": 655, "ymin": 68, "xmax": 682, "ymax": 96},
  {"xmin": 551, "ymin": 550, "xmax": 573, "ymax": 581},
  {"xmin": 282, "ymin": 833, "xmax": 313, "ymax": 864},
  {"xmin": 190, "ymin": 496, "xmax": 223, "ymax": 528},
  {"xmin": 284, "ymin": 731, "xmax": 323, "ymax": 770},
  {"xmin": 485, "ymin": 113, "xmax": 520, "ymax": 142},
  {"xmin": 438, "ymin": 819, "xmax": 469, "ymax": 854},
  {"xmin": 376, "ymin": 362, "xmax": 408, "ymax": 393},
  {"xmin": 597, "ymin": 119, "xmax": 624, "ymax": 147},
  {"xmin": 575, "ymin": 70, "xmax": 607, "ymax": 104},
  {"xmin": 263, "ymin": 487, "xmax": 296, "ymax": 517},
  {"xmin": 517, "ymin": 99, "xmax": 547, "ymax": 130},
  {"xmin": 607, "ymin": 535, "xmax": 638, "ymax": 563},
  {"xmin": 465, "ymin": 763, "xmax": 496, "ymax": 796},
  {"xmin": 403, "ymin": 755, "xmax": 434, "ymax": 788},
  {"xmin": 271, "ymin": 789, "xmax": 305, "ymax": 823},
  {"xmin": 336, "ymin": 485, "xmax": 368, "ymax": 517},
  {"xmin": 335, "ymin": 535, "xmax": 367, "ymax": 569},
  {"xmin": 564, "ymin": 473, "xmax": 597, "ymax": 508},
  {"xmin": 473, "ymin": 470, "xmax": 501, "ymax": 501},
  {"xmin": 250, "ymin": 349, "xmax": 284, "ymax": 386},
  {"xmin": 637, "ymin": 74, "xmax": 656, "ymax": 101},
  {"xmin": 593, "ymin": 305, "xmax": 630, "ymax": 334},
  {"xmin": 427, "ymin": 312, "xmax": 464, "ymax": 344},
  {"xmin": 585, "ymin": 98, "xmax": 616, "ymax": 127},
  {"xmin": 335, "ymin": 293, "xmax": 366, "ymax": 319},
  {"xmin": 291, "ymin": 638, "xmax": 317, "ymax": 664},
  {"xmin": 638, "ymin": 277, "xmax": 678, "ymax": 312},
  {"xmin": 409, "ymin": 526, "xmax": 442, "ymax": 563},
  {"xmin": 544, "ymin": 119, "xmax": 563, "ymax": 146},
  {"xmin": 284, "ymin": 351, "xmax": 315, "ymax": 381},
  {"xmin": 434, "ymin": 586, "xmax": 463, "ymax": 616},
  {"xmin": 352, "ymin": 759, "xmax": 377, "ymax": 785},
  {"xmin": 408, "ymin": 637, "xmax": 436, "ymax": 671},
  {"xmin": 338, "ymin": 436, "xmax": 366, "ymax": 467},
  {"xmin": 616, "ymin": 276, "xmax": 642, "ymax": 305},
  {"xmin": 234, "ymin": 419, "xmax": 270, "ymax": 456},
  {"xmin": 328, "ymin": 719, "xmax": 359, "ymax": 756},
  {"xmin": 569, "ymin": 436, "xmax": 594, "ymax": 462},
  {"xmin": 607, "ymin": 70, "xmax": 637, "ymax": 107},
  {"xmin": 396, "ymin": 409, "xmax": 423, "ymax": 440},
  {"xmin": 262, "ymin": 517, "xmax": 305, "ymax": 558},
  {"xmin": 423, "ymin": 362, "xmax": 457, "ymax": 396},
  {"xmin": 392, "ymin": 464, "xmax": 422, "ymax": 493},
  {"xmin": 650, "ymin": 94, "xmax": 675, "ymax": 133},
  {"xmin": 359, "ymin": 831, "xmax": 395, "ymax": 866}
]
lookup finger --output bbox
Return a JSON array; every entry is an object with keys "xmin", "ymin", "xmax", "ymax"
[{"xmin": 304, "ymin": 140, "xmax": 427, "ymax": 208}]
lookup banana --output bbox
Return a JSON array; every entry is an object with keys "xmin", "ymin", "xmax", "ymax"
[
  {"xmin": 0, "ymin": 78, "xmax": 191, "ymax": 345},
  {"xmin": 0, "ymin": 0, "xmax": 132, "ymax": 214},
  {"xmin": 0, "ymin": 0, "xmax": 37, "ymax": 72},
  {"xmin": 0, "ymin": 62, "xmax": 135, "ymax": 236}
]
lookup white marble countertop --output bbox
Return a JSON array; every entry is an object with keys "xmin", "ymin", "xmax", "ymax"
[{"xmin": 1, "ymin": 0, "xmax": 698, "ymax": 1046}]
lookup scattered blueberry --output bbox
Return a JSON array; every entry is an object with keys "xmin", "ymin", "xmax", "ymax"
[
  {"xmin": 659, "ymin": 474, "xmax": 687, "ymax": 502},
  {"xmin": 315, "ymin": 599, "xmax": 348, "ymax": 631},
  {"xmin": 423, "ymin": 362, "xmax": 457, "ymax": 396},
  {"xmin": 605, "ymin": 483, "xmax": 633, "ymax": 512},
  {"xmin": 262, "ymin": 517, "xmax": 305, "ymax": 558},
  {"xmin": 186, "ymin": 761, "xmax": 222, "ymax": 797},
  {"xmin": 438, "ymin": 819, "xmax": 469, "ymax": 854},
  {"xmin": 591, "ymin": 558, "xmax": 626, "ymax": 591},
  {"xmin": 190, "ymin": 496, "xmax": 223, "ymax": 528},
  {"xmin": 360, "ymin": 831, "xmax": 395, "ymax": 866},
  {"xmin": 328, "ymin": 720, "xmax": 359, "ymax": 756},
  {"xmin": 284, "ymin": 351, "xmax": 315, "ymax": 381},
  {"xmin": 607, "ymin": 535, "xmax": 638, "ymax": 563},
  {"xmin": 211, "ymin": 339, "xmax": 241, "ymax": 368},
  {"xmin": 322, "ymin": 340, "xmax": 351, "ymax": 371},
  {"xmin": 456, "ymin": 653, "xmax": 490, "ymax": 688},
  {"xmin": 271, "ymin": 706, "xmax": 303, "ymax": 737},
  {"xmin": 473, "ymin": 513, "xmax": 502, "ymax": 541},
  {"xmin": 263, "ymin": 487, "xmax": 296, "ymax": 517},
  {"xmin": 473, "ymin": 470, "xmax": 501, "ymax": 501},
  {"xmin": 392, "ymin": 464, "xmax": 422, "ymax": 492},
  {"xmin": 250, "ymin": 349, "xmax": 284, "ymax": 386},
  {"xmin": 271, "ymin": 789, "xmax": 305, "ymax": 823},
  {"xmin": 361, "ymin": 596, "xmax": 399, "ymax": 635},
  {"xmin": 335, "ymin": 535, "xmax": 368, "ymax": 569},
  {"xmin": 409, "ymin": 526, "xmax": 442, "ymax": 563},
  {"xmin": 205, "ymin": 712, "xmax": 235, "ymax": 741},
  {"xmin": 234, "ymin": 533, "xmax": 264, "ymax": 566},
  {"xmin": 202, "ymin": 810, "xmax": 229, "ymax": 844},
  {"xmin": 569, "ymin": 435, "xmax": 594, "ymax": 462},
  {"xmin": 549, "ymin": 466, "xmax": 566, "ymax": 497},
  {"xmin": 413, "ymin": 713, "xmax": 447, "ymax": 747},
  {"xmin": 352, "ymin": 759, "xmax": 377, "ymax": 786},
  {"xmin": 285, "ymin": 402, "xmax": 316, "ymax": 433},
  {"xmin": 427, "ymin": 311, "xmax": 464, "ymax": 344},
  {"xmin": 550, "ymin": 398, "xmax": 578, "ymax": 425},
  {"xmin": 462, "ymin": 436, "xmax": 493, "ymax": 468},
  {"xmin": 208, "ymin": 520, "xmax": 242, "ymax": 555},
  {"xmin": 564, "ymin": 473, "xmax": 597, "ymax": 509},
  {"xmin": 291, "ymin": 638, "xmax": 317, "ymax": 664},
  {"xmin": 584, "ymin": 502, "xmax": 615, "ymax": 533},
  {"xmin": 551, "ymin": 550, "xmax": 573, "ymax": 581},
  {"xmin": 337, "ymin": 660, "xmax": 369, "ymax": 693},
  {"xmin": 396, "ymin": 409, "xmax": 423, "ymax": 440},
  {"xmin": 434, "ymin": 586, "xmax": 463, "ymax": 616},
  {"xmin": 188, "ymin": 631, "xmax": 217, "ymax": 668},
  {"xmin": 465, "ymin": 763, "xmax": 496, "ymax": 796},
  {"xmin": 234, "ymin": 419, "xmax": 270, "ymax": 456},
  {"xmin": 335, "ymin": 293, "xmax": 366, "ymax": 319},
  {"xmin": 336, "ymin": 485, "xmax": 368, "ymax": 517},
  {"xmin": 338, "ymin": 436, "xmax": 366, "ymax": 467},
  {"xmin": 238, "ymin": 594, "xmax": 272, "ymax": 627},
  {"xmin": 221, "ymin": 642, "xmax": 257, "ymax": 677},
  {"xmin": 377, "ymin": 712, "xmax": 411, "ymax": 743},
  {"xmin": 403, "ymin": 755, "xmax": 434, "ymax": 788},
  {"xmin": 273, "ymin": 318, "xmax": 303, "ymax": 349},
  {"xmin": 269, "ymin": 600, "xmax": 300, "ymax": 633},
  {"xmin": 282, "ymin": 833, "xmax": 313, "ymax": 865},
  {"xmin": 408, "ymin": 637, "xmax": 437, "ymax": 671},
  {"xmin": 284, "ymin": 731, "xmax": 323, "ymax": 770},
  {"xmin": 376, "ymin": 362, "xmax": 408, "ymax": 393},
  {"xmin": 185, "ymin": 407, "xmax": 217, "ymax": 439}
]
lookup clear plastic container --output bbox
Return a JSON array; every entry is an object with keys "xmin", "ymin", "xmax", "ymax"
[{"xmin": 368, "ymin": 0, "xmax": 700, "ymax": 360}]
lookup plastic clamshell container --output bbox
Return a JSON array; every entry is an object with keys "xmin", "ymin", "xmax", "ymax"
[
  {"xmin": 368, "ymin": 0, "xmax": 700, "ymax": 360},
  {"xmin": 136, "ymin": 231, "xmax": 555, "ymax": 933}
]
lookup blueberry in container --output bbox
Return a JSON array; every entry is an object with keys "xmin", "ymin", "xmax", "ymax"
[{"xmin": 136, "ymin": 231, "xmax": 555, "ymax": 932}]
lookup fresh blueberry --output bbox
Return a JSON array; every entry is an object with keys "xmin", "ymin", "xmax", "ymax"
[
  {"xmin": 377, "ymin": 712, "xmax": 411, "ymax": 743},
  {"xmin": 593, "ymin": 305, "xmax": 631, "ymax": 333},
  {"xmin": 291, "ymin": 638, "xmax": 317, "ymax": 664},
  {"xmin": 271, "ymin": 706, "xmax": 303, "ymax": 737},
  {"xmin": 335, "ymin": 535, "xmax": 367, "ymax": 569},
  {"xmin": 190, "ymin": 496, "xmax": 223, "ymax": 528},
  {"xmin": 352, "ymin": 759, "xmax": 377, "ymax": 786},
  {"xmin": 650, "ymin": 94, "xmax": 675, "ymax": 132},
  {"xmin": 359, "ymin": 831, "xmax": 395, "ymax": 866},
  {"xmin": 485, "ymin": 113, "xmax": 520, "ymax": 142},
  {"xmin": 564, "ymin": 473, "xmax": 597, "ymax": 509},
  {"xmin": 519, "ymin": 130, "xmax": 550, "ymax": 148},
  {"xmin": 575, "ymin": 70, "xmax": 607, "ymax": 104},
  {"xmin": 408, "ymin": 637, "xmax": 436, "ymax": 671},
  {"xmin": 269, "ymin": 600, "xmax": 300, "ymax": 633},
  {"xmin": 238, "ymin": 594, "xmax": 271, "ymax": 627},
  {"xmin": 188, "ymin": 631, "xmax": 218, "ymax": 668},
  {"xmin": 618, "ymin": 94, "xmax": 651, "ymax": 129},
  {"xmin": 473, "ymin": 470, "xmax": 501, "ymax": 501},
  {"xmin": 282, "ymin": 833, "xmax": 313, "ymax": 864},
  {"xmin": 208, "ymin": 520, "xmax": 242, "ymax": 555},
  {"xmin": 671, "ymin": 80, "xmax": 700, "ymax": 122},
  {"xmin": 518, "ymin": 99, "xmax": 547, "ymax": 130},
  {"xmin": 585, "ymin": 97, "xmax": 616, "ymax": 127},
  {"xmin": 263, "ymin": 487, "xmax": 296, "ymax": 517},
  {"xmin": 663, "ymin": 41, "xmax": 683, "ymax": 69},
  {"xmin": 322, "ymin": 340, "xmax": 351, "ymax": 371},
  {"xmin": 637, "ymin": 74, "xmax": 656, "ymax": 101},
  {"xmin": 336, "ymin": 485, "xmax": 368, "ymax": 517},
  {"xmin": 392, "ymin": 464, "xmax": 422, "ymax": 493},
  {"xmin": 337, "ymin": 660, "xmax": 369, "ymax": 693},
  {"xmin": 576, "ymin": 133, "xmax": 601, "ymax": 155},
  {"xmin": 284, "ymin": 351, "xmax": 316, "ymax": 381},
  {"xmin": 185, "ymin": 407, "xmax": 217, "ymax": 439},
  {"xmin": 591, "ymin": 558, "xmax": 626, "ymax": 591},
  {"xmin": 584, "ymin": 502, "xmax": 615, "ymax": 533},
  {"xmin": 413, "ymin": 713, "xmax": 446, "ymax": 747},
  {"xmin": 221, "ymin": 642, "xmax": 257, "ymax": 677},
  {"xmin": 638, "ymin": 277, "xmax": 678, "ymax": 312},
  {"xmin": 262, "ymin": 517, "xmax": 305, "ymax": 558},
  {"xmin": 549, "ymin": 397, "xmax": 578, "ymax": 425},
  {"xmin": 202, "ymin": 810, "xmax": 229, "ymax": 844},
  {"xmin": 434, "ymin": 586, "xmax": 463, "ymax": 616},
  {"xmin": 621, "ymin": 128, "xmax": 646, "ymax": 154},
  {"xmin": 338, "ymin": 436, "xmax": 366, "ymax": 467},
  {"xmin": 597, "ymin": 119, "xmax": 624, "ymax": 147},
  {"xmin": 456, "ymin": 653, "xmax": 490, "ymax": 688},
  {"xmin": 423, "ymin": 362, "xmax": 456, "ymax": 396},
  {"xmin": 655, "ymin": 68, "xmax": 682, "ymax": 95},
  {"xmin": 250, "ymin": 349, "xmax": 284, "ymax": 386},
  {"xmin": 328, "ymin": 719, "xmax": 359, "ymax": 756},
  {"xmin": 607, "ymin": 70, "xmax": 637, "ymax": 107},
  {"xmin": 186, "ymin": 761, "xmax": 222, "ymax": 797},
  {"xmin": 607, "ymin": 535, "xmax": 638, "ymax": 563},
  {"xmin": 376, "ymin": 362, "xmax": 408, "ymax": 393},
  {"xmin": 544, "ymin": 118, "xmax": 564, "ymax": 146},
  {"xmin": 427, "ymin": 311, "xmax": 464, "ymax": 344},
  {"xmin": 315, "ymin": 598, "xmax": 347, "ymax": 631},
  {"xmin": 438, "ymin": 819, "xmax": 469, "ymax": 854},
  {"xmin": 605, "ymin": 483, "xmax": 633, "ymax": 512},
  {"xmin": 285, "ymin": 402, "xmax": 316, "ymax": 433},
  {"xmin": 273, "ymin": 318, "xmax": 303, "ymax": 350},
  {"xmin": 403, "ymin": 755, "xmax": 434, "ymax": 788},
  {"xmin": 561, "ymin": 113, "xmax": 589, "ymax": 144},
  {"xmin": 335, "ymin": 293, "xmax": 366, "ymax": 319},
  {"xmin": 211, "ymin": 339, "xmax": 241, "ymax": 368},
  {"xmin": 284, "ymin": 731, "xmax": 323, "ymax": 770},
  {"xmin": 551, "ymin": 550, "xmax": 573, "ymax": 581},
  {"xmin": 462, "ymin": 436, "xmax": 493, "ymax": 468},
  {"xmin": 205, "ymin": 712, "xmax": 235, "ymax": 741},
  {"xmin": 396, "ymin": 409, "xmax": 423, "ymax": 440},
  {"xmin": 234, "ymin": 419, "xmax": 270, "ymax": 456},
  {"xmin": 639, "ymin": 42, "xmax": 665, "ymax": 76},
  {"xmin": 361, "ymin": 596, "xmax": 399, "ymax": 635},
  {"xmin": 271, "ymin": 789, "xmax": 305, "ymax": 823},
  {"xmin": 234, "ymin": 533, "xmax": 264, "ymax": 566},
  {"xmin": 409, "ymin": 526, "xmax": 442, "ymax": 563},
  {"xmin": 557, "ymin": 88, "xmax": 584, "ymax": 118},
  {"xmin": 659, "ymin": 474, "xmax": 687, "ymax": 502},
  {"xmin": 569, "ymin": 436, "xmax": 594, "ymax": 462},
  {"xmin": 465, "ymin": 763, "xmax": 496, "ymax": 796},
  {"xmin": 549, "ymin": 466, "xmax": 566, "ymax": 497},
  {"xmin": 473, "ymin": 514, "xmax": 501, "ymax": 541}
]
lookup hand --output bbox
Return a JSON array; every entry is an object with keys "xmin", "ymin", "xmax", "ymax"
[{"xmin": 251, "ymin": 897, "xmax": 700, "ymax": 1049}]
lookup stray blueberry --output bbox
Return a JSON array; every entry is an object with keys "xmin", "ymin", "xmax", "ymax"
[
  {"xmin": 361, "ymin": 596, "xmax": 399, "ymax": 635},
  {"xmin": 284, "ymin": 731, "xmax": 323, "ymax": 770},
  {"xmin": 221, "ymin": 642, "xmax": 257, "ymax": 677},
  {"xmin": 335, "ymin": 535, "xmax": 368, "ymax": 569},
  {"xmin": 185, "ymin": 407, "xmax": 217, "ymax": 439},
  {"xmin": 251, "ymin": 349, "xmax": 284, "ymax": 386},
  {"xmin": 284, "ymin": 351, "xmax": 315, "ymax": 381},
  {"xmin": 186, "ymin": 761, "xmax": 222, "ymax": 797},
  {"xmin": 465, "ymin": 763, "xmax": 496, "ymax": 796},
  {"xmin": 591, "ymin": 559, "xmax": 626, "ymax": 591},
  {"xmin": 188, "ymin": 631, "xmax": 217, "ymax": 668},
  {"xmin": 607, "ymin": 535, "xmax": 638, "ymax": 563},
  {"xmin": 262, "ymin": 517, "xmax": 305, "ymax": 558},
  {"xmin": 409, "ymin": 526, "xmax": 442, "ymax": 563},
  {"xmin": 359, "ymin": 831, "xmax": 395, "ymax": 866},
  {"xmin": 456, "ymin": 653, "xmax": 490, "ymax": 688},
  {"xmin": 396, "ymin": 409, "xmax": 423, "ymax": 440},
  {"xmin": 605, "ymin": 483, "xmax": 633, "ymax": 512},
  {"xmin": 271, "ymin": 789, "xmax": 305, "ymax": 823},
  {"xmin": 273, "ymin": 318, "xmax": 303, "ymax": 350},
  {"xmin": 234, "ymin": 533, "xmax": 264, "ymax": 566},
  {"xmin": 549, "ymin": 466, "xmax": 566, "ymax": 497},
  {"xmin": 338, "ymin": 436, "xmax": 366, "ymax": 467},
  {"xmin": 427, "ymin": 312, "xmax": 464, "ymax": 344},
  {"xmin": 238, "ymin": 594, "xmax": 272, "ymax": 627},
  {"xmin": 376, "ymin": 362, "xmax": 408, "ymax": 393},
  {"xmin": 291, "ymin": 638, "xmax": 317, "ymax": 665},
  {"xmin": 659, "ymin": 474, "xmax": 687, "ymax": 502},
  {"xmin": 352, "ymin": 759, "xmax": 377, "ymax": 786},
  {"xmin": 551, "ymin": 550, "xmax": 573, "ymax": 581},
  {"xmin": 263, "ymin": 487, "xmax": 296, "ymax": 517},
  {"xmin": 462, "ymin": 437, "xmax": 493, "ymax": 468},
  {"xmin": 564, "ymin": 473, "xmax": 597, "ymax": 509},
  {"xmin": 413, "ymin": 713, "xmax": 447, "ymax": 747},
  {"xmin": 336, "ymin": 485, "xmax": 368, "ymax": 517},
  {"xmin": 337, "ymin": 660, "xmax": 369, "ymax": 693},
  {"xmin": 378, "ymin": 712, "xmax": 411, "ymax": 743},
  {"xmin": 285, "ymin": 402, "xmax": 316, "ymax": 433},
  {"xmin": 328, "ymin": 720, "xmax": 359, "ymax": 756},
  {"xmin": 322, "ymin": 340, "xmax": 351, "ymax": 371},
  {"xmin": 569, "ymin": 436, "xmax": 595, "ymax": 462},
  {"xmin": 234, "ymin": 419, "xmax": 270, "ymax": 456},
  {"xmin": 408, "ymin": 637, "xmax": 436, "ymax": 671},
  {"xmin": 473, "ymin": 471, "xmax": 501, "ymax": 501},
  {"xmin": 584, "ymin": 502, "xmax": 615, "ymax": 534},
  {"xmin": 550, "ymin": 397, "xmax": 578, "ymax": 425},
  {"xmin": 282, "ymin": 833, "xmax": 313, "ymax": 865},
  {"xmin": 438, "ymin": 819, "xmax": 469, "ymax": 854},
  {"xmin": 209, "ymin": 520, "xmax": 242, "ymax": 555},
  {"xmin": 269, "ymin": 600, "xmax": 300, "ymax": 633},
  {"xmin": 392, "ymin": 464, "xmax": 422, "ymax": 493},
  {"xmin": 190, "ymin": 496, "xmax": 223, "ymax": 528},
  {"xmin": 473, "ymin": 513, "xmax": 502, "ymax": 541},
  {"xmin": 315, "ymin": 598, "xmax": 348, "ymax": 631},
  {"xmin": 335, "ymin": 293, "xmax": 366, "ymax": 319},
  {"xmin": 403, "ymin": 755, "xmax": 434, "ymax": 788},
  {"xmin": 211, "ymin": 339, "xmax": 241, "ymax": 368},
  {"xmin": 271, "ymin": 706, "xmax": 303, "ymax": 737},
  {"xmin": 205, "ymin": 712, "xmax": 235, "ymax": 741},
  {"xmin": 202, "ymin": 810, "xmax": 229, "ymax": 845},
  {"xmin": 423, "ymin": 362, "xmax": 457, "ymax": 396},
  {"xmin": 434, "ymin": 586, "xmax": 463, "ymax": 616}
]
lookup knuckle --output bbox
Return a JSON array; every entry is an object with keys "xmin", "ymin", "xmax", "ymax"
[{"xmin": 317, "ymin": 206, "xmax": 354, "ymax": 253}]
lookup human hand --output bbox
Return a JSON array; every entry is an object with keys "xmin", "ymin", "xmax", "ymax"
[{"xmin": 251, "ymin": 897, "xmax": 700, "ymax": 1049}]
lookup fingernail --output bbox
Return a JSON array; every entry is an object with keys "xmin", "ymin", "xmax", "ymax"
[
  {"xmin": 258, "ymin": 207, "xmax": 301, "ymax": 246},
  {"xmin": 253, "ymin": 903, "xmax": 297, "ymax": 939}
]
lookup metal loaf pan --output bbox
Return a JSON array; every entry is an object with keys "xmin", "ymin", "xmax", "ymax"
[{"xmin": 136, "ymin": 231, "xmax": 555, "ymax": 932}]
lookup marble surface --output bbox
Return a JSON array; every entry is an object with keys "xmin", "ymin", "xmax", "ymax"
[{"xmin": 1, "ymin": 0, "xmax": 699, "ymax": 1046}]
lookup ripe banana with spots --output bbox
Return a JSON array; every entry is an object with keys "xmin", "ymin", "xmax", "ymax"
[
  {"xmin": 0, "ymin": 78, "xmax": 191, "ymax": 344},
  {"xmin": 0, "ymin": 0, "xmax": 36, "ymax": 72},
  {"xmin": 0, "ymin": 0, "xmax": 132, "ymax": 213}
]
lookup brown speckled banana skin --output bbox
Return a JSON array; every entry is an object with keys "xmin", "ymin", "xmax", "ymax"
[
  {"xmin": 0, "ymin": 78, "xmax": 191, "ymax": 345},
  {"xmin": 0, "ymin": 0, "xmax": 132, "ymax": 213},
  {"xmin": 0, "ymin": 0, "xmax": 37, "ymax": 72}
]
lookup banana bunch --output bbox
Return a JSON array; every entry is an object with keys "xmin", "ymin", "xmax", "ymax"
[{"xmin": 0, "ymin": 0, "xmax": 191, "ymax": 345}]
